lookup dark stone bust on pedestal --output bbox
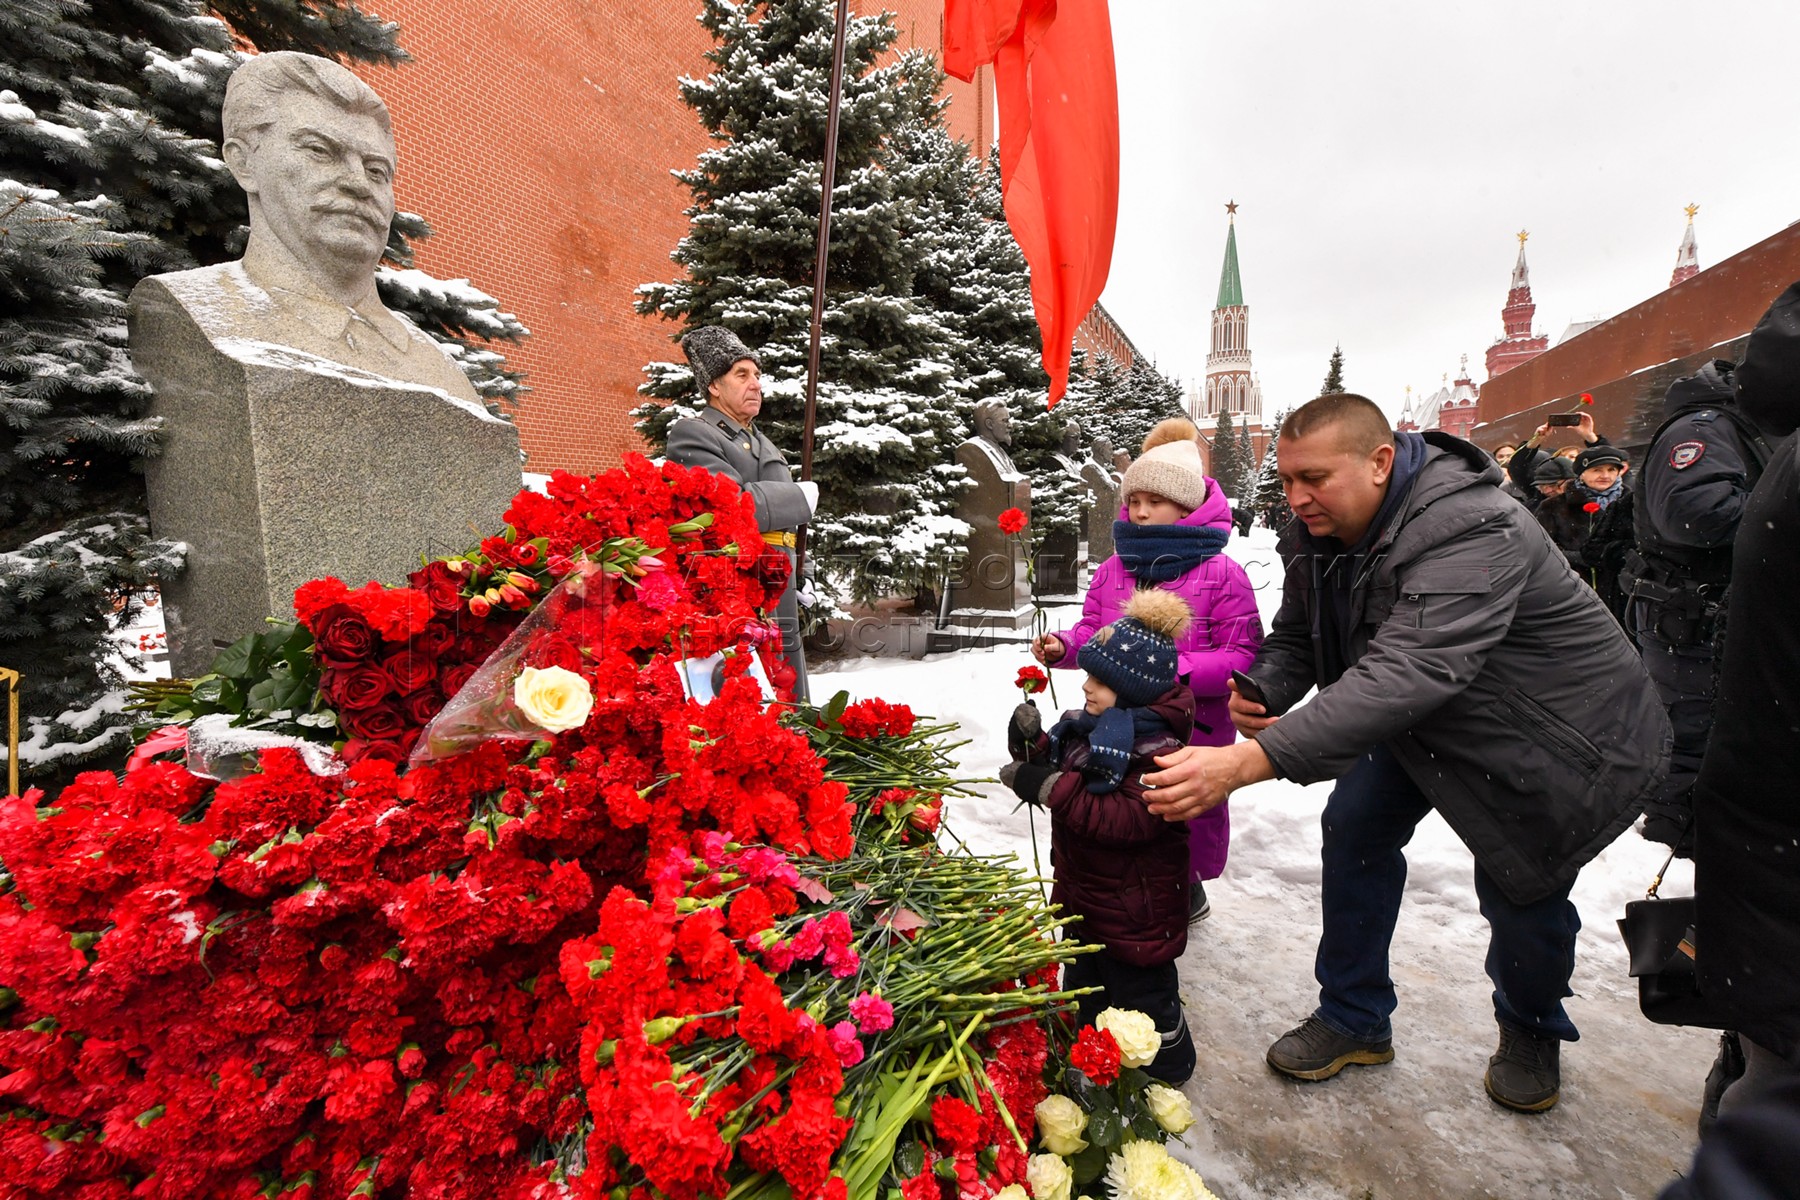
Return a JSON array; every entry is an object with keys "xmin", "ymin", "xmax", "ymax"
[
  {"xmin": 129, "ymin": 53, "xmax": 522, "ymax": 674},
  {"xmin": 1081, "ymin": 435, "xmax": 1124, "ymax": 562},
  {"xmin": 948, "ymin": 400, "xmax": 1032, "ymax": 627},
  {"xmin": 1036, "ymin": 418, "xmax": 1085, "ymax": 597}
]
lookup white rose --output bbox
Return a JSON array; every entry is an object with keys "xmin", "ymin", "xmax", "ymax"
[
  {"xmin": 1103, "ymin": 1141, "xmax": 1218, "ymax": 1200},
  {"xmin": 992, "ymin": 1186, "xmax": 1030, "ymax": 1200},
  {"xmin": 512, "ymin": 665, "xmax": 594, "ymax": 733},
  {"xmin": 1095, "ymin": 1008, "xmax": 1161, "ymax": 1069},
  {"xmin": 1027, "ymin": 1153, "xmax": 1074, "ymax": 1200},
  {"xmin": 1034, "ymin": 1094, "xmax": 1090, "ymax": 1156},
  {"xmin": 1144, "ymin": 1083, "xmax": 1195, "ymax": 1135}
]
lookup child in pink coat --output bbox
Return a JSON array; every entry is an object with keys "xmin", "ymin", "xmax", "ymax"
[{"xmin": 1032, "ymin": 420, "xmax": 1263, "ymax": 919}]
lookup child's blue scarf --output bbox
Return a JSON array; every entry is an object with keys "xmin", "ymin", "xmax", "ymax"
[
  {"xmin": 1049, "ymin": 705, "xmax": 1172, "ymax": 793},
  {"xmin": 1112, "ymin": 520, "xmax": 1230, "ymax": 583}
]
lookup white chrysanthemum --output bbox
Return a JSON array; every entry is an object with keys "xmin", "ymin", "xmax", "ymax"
[
  {"xmin": 1095, "ymin": 1008, "xmax": 1161, "ymax": 1069},
  {"xmin": 512, "ymin": 665, "xmax": 593, "ymax": 733},
  {"xmin": 1034, "ymin": 1094, "xmax": 1090, "ymax": 1156},
  {"xmin": 1027, "ymin": 1152, "xmax": 1074, "ymax": 1200},
  {"xmin": 1103, "ymin": 1140, "xmax": 1218, "ymax": 1200},
  {"xmin": 1144, "ymin": 1083, "xmax": 1195, "ymax": 1134}
]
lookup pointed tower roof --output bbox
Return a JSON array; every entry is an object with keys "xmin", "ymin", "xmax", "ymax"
[
  {"xmin": 1671, "ymin": 204, "xmax": 1700, "ymax": 287},
  {"xmin": 1510, "ymin": 229, "xmax": 1532, "ymax": 291},
  {"xmin": 1216, "ymin": 202, "xmax": 1244, "ymax": 309}
]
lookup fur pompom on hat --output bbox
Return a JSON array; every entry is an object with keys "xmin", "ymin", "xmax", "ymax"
[
  {"xmin": 1077, "ymin": 589, "xmax": 1192, "ymax": 707},
  {"xmin": 1141, "ymin": 417, "xmax": 1201, "ymax": 453},
  {"xmin": 1121, "ymin": 437, "xmax": 1210, "ymax": 513},
  {"xmin": 681, "ymin": 325, "xmax": 759, "ymax": 396}
]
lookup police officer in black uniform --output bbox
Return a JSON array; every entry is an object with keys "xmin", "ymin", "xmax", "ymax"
[{"xmin": 1621, "ymin": 359, "xmax": 1774, "ymax": 854}]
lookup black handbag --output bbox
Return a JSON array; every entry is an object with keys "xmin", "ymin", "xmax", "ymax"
[{"xmin": 1616, "ymin": 847, "xmax": 1730, "ymax": 1029}]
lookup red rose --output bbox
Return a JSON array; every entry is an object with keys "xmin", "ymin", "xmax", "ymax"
[
  {"xmin": 322, "ymin": 664, "xmax": 393, "ymax": 712},
  {"xmin": 341, "ymin": 702, "xmax": 406, "ymax": 741},
  {"xmin": 382, "ymin": 649, "xmax": 438, "ymax": 695},
  {"xmin": 998, "ymin": 507, "xmax": 1027, "ymax": 535},
  {"xmin": 408, "ymin": 561, "xmax": 465, "ymax": 614},
  {"xmin": 341, "ymin": 737, "xmax": 406, "ymax": 766},
  {"xmin": 411, "ymin": 620, "xmax": 455, "ymax": 658},
  {"xmin": 313, "ymin": 603, "xmax": 376, "ymax": 664},
  {"xmin": 439, "ymin": 661, "xmax": 478, "ymax": 699},
  {"xmin": 527, "ymin": 634, "xmax": 584, "ymax": 673},
  {"xmin": 402, "ymin": 689, "xmax": 444, "ymax": 727}
]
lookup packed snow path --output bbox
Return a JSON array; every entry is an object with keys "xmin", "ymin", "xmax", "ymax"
[{"xmin": 815, "ymin": 526, "xmax": 1717, "ymax": 1199}]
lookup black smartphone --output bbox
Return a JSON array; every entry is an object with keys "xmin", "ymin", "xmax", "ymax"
[
  {"xmin": 1547, "ymin": 413, "xmax": 1583, "ymax": 427},
  {"xmin": 1230, "ymin": 670, "xmax": 1269, "ymax": 708}
]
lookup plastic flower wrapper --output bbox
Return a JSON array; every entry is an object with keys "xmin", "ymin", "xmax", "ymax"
[{"xmin": 410, "ymin": 559, "xmax": 614, "ymax": 764}]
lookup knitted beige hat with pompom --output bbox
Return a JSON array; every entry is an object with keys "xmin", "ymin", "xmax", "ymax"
[{"xmin": 1121, "ymin": 437, "xmax": 1210, "ymax": 513}]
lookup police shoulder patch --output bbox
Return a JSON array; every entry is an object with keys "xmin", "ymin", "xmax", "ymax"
[{"xmin": 1670, "ymin": 441, "xmax": 1706, "ymax": 470}]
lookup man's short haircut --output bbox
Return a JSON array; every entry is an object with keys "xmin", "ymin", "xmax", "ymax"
[
  {"xmin": 222, "ymin": 51, "xmax": 392, "ymax": 148},
  {"xmin": 1280, "ymin": 393, "xmax": 1394, "ymax": 457}
]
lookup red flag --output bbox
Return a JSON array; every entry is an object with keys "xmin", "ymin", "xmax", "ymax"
[{"xmin": 944, "ymin": 0, "xmax": 1120, "ymax": 408}]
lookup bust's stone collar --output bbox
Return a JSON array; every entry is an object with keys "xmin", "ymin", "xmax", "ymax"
[{"xmin": 240, "ymin": 236, "xmax": 414, "ymax": 355}]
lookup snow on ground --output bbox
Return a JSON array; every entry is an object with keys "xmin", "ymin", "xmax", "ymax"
[{"xmin": 814, "ymin": 526, "xmax": 1716, "ymax": 1200}]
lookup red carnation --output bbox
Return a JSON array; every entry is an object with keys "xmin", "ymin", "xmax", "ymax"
[
  {"xmin": 930, "ymin": 1095, "xmax": 984, "ymax": 1152},
  {"xmin": 1015, "ymin": 665, "xmax": 1048, "ymax": 694},
  {"xmin": 1070, "ymin": 1025, "xmax": 1121, "ymax": 1086},
  {"xmin": 1579, "ymin": 392, "xmax": 1594, "ymax": 404},
  {"xmin": 998, "ymin": 507, "xmax": 1027, "ymax": 535},
  {"xmin": 1583, "ymin": 501, "xmax": 1601, "ymax": 513}
]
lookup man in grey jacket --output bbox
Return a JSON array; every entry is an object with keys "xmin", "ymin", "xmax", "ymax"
[
  {"xmin": 1142, "ymin": 392, "xmax": 1670, "ymax": 1113},
  {"xmin": 665, "ymin": 326, "xmax": 817, "ymax": 701}
]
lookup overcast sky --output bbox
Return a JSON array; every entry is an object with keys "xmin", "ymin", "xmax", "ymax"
[{"xmin": 1096, "ymin": 0, "xmax": 1800, "ymax": 423}]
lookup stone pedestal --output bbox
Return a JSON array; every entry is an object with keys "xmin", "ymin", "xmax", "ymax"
[
  {"xmin": 948, "ymin": 438, "xmax": 1032, "ymax": 629},
  {"xmin": 130, "ymin": 286, "xmax": 524, "ymax": 676}
]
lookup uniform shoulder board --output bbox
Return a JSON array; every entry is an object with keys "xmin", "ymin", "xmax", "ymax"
[
  {"xmin": 1669, "ymin": 440, "xmax": 1706, "ymax": 470},
  {"xmin": 1689, "ymin": 410, "xmax": 1720, "ymax": 425}
]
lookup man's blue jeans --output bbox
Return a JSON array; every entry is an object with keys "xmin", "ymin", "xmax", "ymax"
[{"xmin": 1313, "ymin": 744, "xmax": 1582, "ymax": 1043}]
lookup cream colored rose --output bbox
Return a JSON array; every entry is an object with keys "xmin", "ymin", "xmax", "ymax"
[
  {"xmin": 1095, "ymin": 1007, "xmax": 1161, "ymax": 1069},
  {"xmin": 1103, "ymin": 1140, "xmax": 1218, "ymax": 1200},
  {"xmin": 1027, "ymin": 1153, "xmax": 1074, "ymax": 1200},
  {"xmin": 1144, "ymin": 1083, "xmax": 1195, "ymax": 1135},
  {"xmin": 512, "ymin": 665, "xmax": 594, "ymax": 733},
  {"xmin": 1034, "ymin": 1094, "xmax": 1090, "ymax": 1156},
  {"xmin": 992, "ymin": 1186, "xmax": 1030, "ymax": 1200}
]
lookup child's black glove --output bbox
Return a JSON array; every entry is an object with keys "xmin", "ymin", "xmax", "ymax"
[
  {"xmin": 1006, "ymin": 701, "xmax": 1043, "ymax": 762},
  {"xmin": 999, "ymin": 760, "xmax": 1059, "ymax": 807}
]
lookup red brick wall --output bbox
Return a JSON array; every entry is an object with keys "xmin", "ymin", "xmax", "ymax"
[{"xmin": 362, "ymin": 1, "xmax": 989, "ymax": 475}]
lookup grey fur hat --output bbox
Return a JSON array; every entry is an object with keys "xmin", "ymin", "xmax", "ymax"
[{"xmin": 681, "ymin": 325, "xmax": 759, "ymax": 395}]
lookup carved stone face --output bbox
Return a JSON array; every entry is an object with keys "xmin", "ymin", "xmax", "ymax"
[
  {"xmin": 1091, "ymin": 435, "xmax": 1113, "ymax": 463},
  {"xmin": 229, "ymin": 90, "xmax": 396, "ymax": 280},
  {"xmin": 1060, "ymin": 420, "xmax": 1081, "ymax": 457},
  {"xmin": 979, "ymin": 405, "xmax": 1012, "ymax": 447}
]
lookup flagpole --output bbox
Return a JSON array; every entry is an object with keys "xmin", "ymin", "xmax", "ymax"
[{"xmin": 796, "ymin": 0, "xmax": 850, "ymax": 581}]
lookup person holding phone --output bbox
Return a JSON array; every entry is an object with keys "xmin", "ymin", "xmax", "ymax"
[
  {"xmin": 1138, "ymin": 392, "xmax": 1669, "ymax": 1115},
  {"xmin": 1504, "ymin": 409, "xmax": 1603, "ymax": 498}
]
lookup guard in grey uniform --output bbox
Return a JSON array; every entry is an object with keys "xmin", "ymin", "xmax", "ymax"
[{"xmin": 666, "ymin": 326, "xmax": 817, "ymax": 701}]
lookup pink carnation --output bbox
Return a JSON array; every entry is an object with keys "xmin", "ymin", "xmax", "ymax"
[{"xmin": 849, "ymin": 991, "xmax": 894, "ymax": 1033}]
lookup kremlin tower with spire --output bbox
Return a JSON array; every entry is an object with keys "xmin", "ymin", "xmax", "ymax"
[
  {"xmin": 1670, "ymin": 204, "xmax": 1701, "ymax": 287},
  {"xmin": 1485, "ymin": 231, "xmax": 1551, "ymax": 378},
  {"xmin": 1196, "ymin": 202, "xmax": 1265, "ymax": 455}
]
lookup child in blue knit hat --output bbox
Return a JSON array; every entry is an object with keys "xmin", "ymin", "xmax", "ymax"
[{"xmin": 1002, "ymin": 588, "xmax": 1199, "ymax": 1084}]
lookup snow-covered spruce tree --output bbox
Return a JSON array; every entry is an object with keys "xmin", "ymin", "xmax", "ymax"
[
  {"xmin": 1210, "ymin": 407, "xmax": 1244, "ymax": 499},
  {"xmin": 1235, "ymin": 423, "xmax": 1255, "ymax": 492},
  {"xmin": 1320, "ymin": 343, "xmax": 1345, "ymax": 394},
  {"xmin": 636, "ymin": 0, "xmax": 980, "ymax": 605},
  {"xmin": 1, "ymin": 1, "xmax": 526, "ymax": 781},
  {"xmin": 1253, "ymin": 409, "xmax": 1292, "ymax": 528},
  {"xmin": 1055, "ymin": 353, "xmax": 1185, "ymax": 462}
]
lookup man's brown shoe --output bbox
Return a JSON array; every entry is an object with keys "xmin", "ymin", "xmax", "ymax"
[
  {"xmin": 1266, "ymin": 1016, "xmax": 1394, "ymax": 1081},
  {"xmin": 1485, "ymin": 1023, "xmax": 1561, "ymax": 1113}
]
